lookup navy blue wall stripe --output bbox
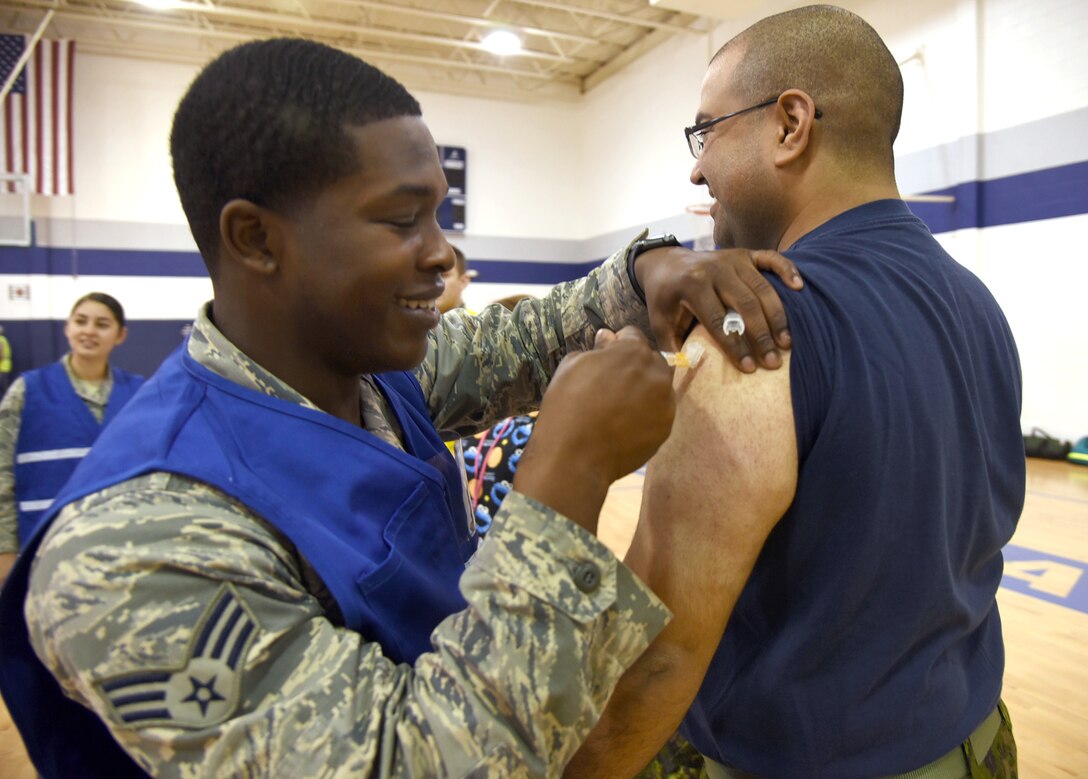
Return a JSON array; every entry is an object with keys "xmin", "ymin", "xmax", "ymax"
[
  {"xmin": 0, "ymin": 246, "xmax": 602, "ymax": 284},
  {"xmin": 468, "ymin": 259, "xmax": 602, "ymax": 284},
  {"xmin": 905, "ymin": 160, "xmax": 1088, "ymax": 234},
  {"xmin": 0, "ymin": 246, "xmax": 208, "ymax": 277}
]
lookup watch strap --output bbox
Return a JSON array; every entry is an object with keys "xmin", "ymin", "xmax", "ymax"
[{"xmin": 625, "ymin": 234, "xmax": 681, "ymax": 302}]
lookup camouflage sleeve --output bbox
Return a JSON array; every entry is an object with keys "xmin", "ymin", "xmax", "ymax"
[
  {"xmin": 418, "ymin": 240, "xmax": 651, "ymax": 438},
  {"xmin": 25, "ymin": 474, "xmax": 670, "ymax": 778},
  {"xmin": 0, "ymin": 377, "xmax": 26, "ymax": 554}
]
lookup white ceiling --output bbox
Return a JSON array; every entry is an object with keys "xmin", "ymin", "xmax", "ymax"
[{"xmin": 1, "ymin": 0, "xmax": 723, "ymax": 102}]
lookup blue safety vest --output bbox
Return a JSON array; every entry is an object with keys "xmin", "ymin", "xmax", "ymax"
[
  {"xmin": 14, "ymin": 360, "xmax": 143, "ymax": 545},
  {"xmin": 0, "ymin": 344, "xmax": 474, "ymax": 778}
]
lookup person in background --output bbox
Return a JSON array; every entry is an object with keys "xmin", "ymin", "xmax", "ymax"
[
  {"xmin": 0, "ymin": 292, "xmax": 143, "ymax": 584},
  {"xmin": 436, "ymin": 243, "xmax": 477, "ymax": 314},
  {"xmin": 0, "ymin": 293, "xmax": 143, "ymax": 779},
  {"xmin": 0, "ymin": 38, "xmax": 802, "ymax": 778},
  {"xmin": 569, "ymin": 6, "xmax": 1023, "ymax": 778},
  {"xmin": 0, "ymin": 324, "xmax": 12, "ymax": 397}
]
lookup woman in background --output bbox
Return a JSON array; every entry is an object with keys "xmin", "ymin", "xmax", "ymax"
[{"xmin": 0, "ymin": 292, "xmax": 143, "ymax": 584}]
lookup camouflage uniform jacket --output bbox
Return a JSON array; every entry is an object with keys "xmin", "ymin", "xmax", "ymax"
[{"xmin": 23, "ymin": 248, "xmax": 670, "ymax": 778}]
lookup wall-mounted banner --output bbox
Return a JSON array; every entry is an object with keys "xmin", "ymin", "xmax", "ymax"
[{"xmin": 437, "ymin": 145, "xmax": 466, "ymax": 233}]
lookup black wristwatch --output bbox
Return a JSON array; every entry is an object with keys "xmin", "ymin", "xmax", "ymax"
[{"xmin": 625, "ymin": 233, "xmax": 682, "ymax": 301}]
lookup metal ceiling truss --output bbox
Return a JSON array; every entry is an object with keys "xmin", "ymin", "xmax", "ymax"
[{"xmin": 0, "ymin": 0, "xmax": 709, "ymax": 102}]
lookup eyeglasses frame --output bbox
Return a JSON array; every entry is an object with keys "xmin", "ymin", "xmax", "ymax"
[{"xmin": 684, "ymin": 96, "xmax": 822, "ymax": 158}]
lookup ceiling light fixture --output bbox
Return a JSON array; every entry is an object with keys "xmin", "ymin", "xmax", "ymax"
[
  {"xmin": 480, "ymin": 30, "xmax": 522, "ymax": 56},
  {"xmin": 131, "ymin": 0, "xmax": 182, "ymax": 9}
]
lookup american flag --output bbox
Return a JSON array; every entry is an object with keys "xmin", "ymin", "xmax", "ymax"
[{"xmin": 0, "ymin": 34, "xmax": 76, "ymax": 196}]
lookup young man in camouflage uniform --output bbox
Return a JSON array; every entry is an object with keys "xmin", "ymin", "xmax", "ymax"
[{"xmin": 0, "ymin": 38, "xmax": 803, "ymax": 778}]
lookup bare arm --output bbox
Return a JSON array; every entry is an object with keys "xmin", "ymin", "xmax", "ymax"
[{"xmin": 565, "ymin": 325, "xmax": 798, "ymax": 777}]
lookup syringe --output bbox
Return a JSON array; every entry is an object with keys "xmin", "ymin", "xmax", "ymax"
[{"xmin": 660, "ymin": 341, "xmax": 706, "ymax": 369}]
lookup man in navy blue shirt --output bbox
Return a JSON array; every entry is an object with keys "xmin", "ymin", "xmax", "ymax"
[{"xmin": 570, "ymin": 6, "xmax": 1023, "ymax": 779}]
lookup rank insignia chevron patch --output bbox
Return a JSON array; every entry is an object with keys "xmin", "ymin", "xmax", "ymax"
[{"xmin": 96, "ymin": 583, "xmax": 260, "ymax": 729}]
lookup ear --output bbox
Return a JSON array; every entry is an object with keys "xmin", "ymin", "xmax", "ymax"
[
  {"xmin": 219, "ymin": 199, "xmax": 281, "ymax": 276},
  {"xmin": 773, "ymin": 90, "xmax": 818, "ymax": 168},
  {"xmin": 113, "ymin": 325, "xmax": 128, "ymax": 347}
]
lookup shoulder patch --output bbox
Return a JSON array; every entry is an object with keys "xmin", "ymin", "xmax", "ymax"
[{"xmin": 95, "ymin": 583, "xmax": 260, "ymax": 730}]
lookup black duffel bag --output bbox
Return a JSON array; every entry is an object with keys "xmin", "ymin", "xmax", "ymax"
[{"xmin": 1023, "ymin": 427, "xmax": 1072, "ymax": 460}]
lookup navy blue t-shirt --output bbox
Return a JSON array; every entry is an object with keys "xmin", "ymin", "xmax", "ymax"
[{"xmin": 682, "ymin": 200, "xmax": 1024, "ymax": 778}]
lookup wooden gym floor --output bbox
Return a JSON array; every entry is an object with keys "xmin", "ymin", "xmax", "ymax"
[
  {"xmin": 598, "ymin": 457, "xmax": 1088, "ymax": 779},
  {"xmin": 2, "ymin": 460, "xmax": 1083, "ymax": 777}
]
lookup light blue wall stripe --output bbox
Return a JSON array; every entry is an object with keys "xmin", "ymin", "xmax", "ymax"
[{"xmin": 896, "ymin": 106, "xmax": 1088, "ymax": 194}]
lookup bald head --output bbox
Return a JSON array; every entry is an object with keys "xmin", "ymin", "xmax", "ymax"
[{"xmin": 715, "ymin": 5, "xmax": 903, "ymax": 171}]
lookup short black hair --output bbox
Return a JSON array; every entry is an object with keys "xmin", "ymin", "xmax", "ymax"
[
  {"xmin": 716, "ymin": 5, "xmax": 903, "ymax": 171},
  {"xmin": 71, "ymin": 292, "xmax": 126, "ymax": 328},
  {"xmin": 450, "ymin": 244, "xmax": 467, "ymax": 275},
  {"xmin": 170, "ymin": 38, "xmax": 422, "ymax": 266}
]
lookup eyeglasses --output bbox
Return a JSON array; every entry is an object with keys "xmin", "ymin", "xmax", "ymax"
[{"xmin": 684, "ymin": 98, "xmax": 822, "ymax": 158}]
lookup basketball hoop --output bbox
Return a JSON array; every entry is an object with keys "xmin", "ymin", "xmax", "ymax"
[{"xmin": 0, "ymin": 174, "xmax": 31, "ymax": 247}]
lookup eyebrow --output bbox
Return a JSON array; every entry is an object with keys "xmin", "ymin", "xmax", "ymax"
[{"xmin": 380, "ymin": 183, "xmax": 448, "ymax": 201}]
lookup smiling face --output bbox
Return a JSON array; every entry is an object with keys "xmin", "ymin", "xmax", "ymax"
[
  {"xmin": 64, "ymin": 300, "xmax": 127, "ymax": 363},
  {"xmin": 266, "ymin": 115, "xmax": 453, "ymax": 380},
  {"xmin": 689, "ymin": 51, "xmax": 787, "ymax": 251}
]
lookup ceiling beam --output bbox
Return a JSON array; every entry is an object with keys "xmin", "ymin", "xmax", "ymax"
[
  {"xmin": 584, "ymin": 24, "xmax": 679, "ymax": 92},
  {"xmin": 317, "ymin": 0, "xmax": 607, "ymax": 48},
  {"xmin": 505, "ymin": 0, "xmax": 701, "ymax": 34},
  {"xmin": 0, "ymin": 0, "xmax": 712, "ymax": 104},
  {"xmin": 37, "ymin": 9, "xmax": 573, "ymax": 81},
  {"xmin": 9, "ymin": 0, "xmax": 595, "ymax": 64}
]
